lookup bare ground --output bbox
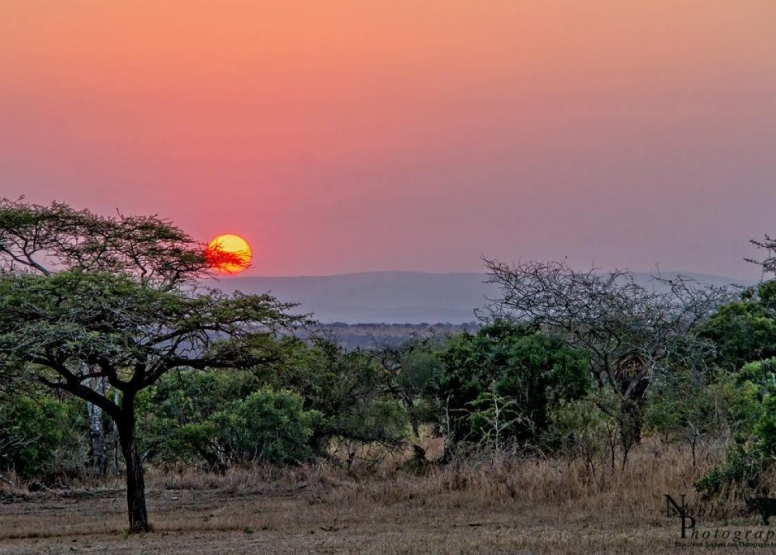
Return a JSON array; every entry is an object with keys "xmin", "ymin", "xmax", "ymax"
[{"xmin": 0, "ymin": 445, "xmax": 771, "ymax": 554}]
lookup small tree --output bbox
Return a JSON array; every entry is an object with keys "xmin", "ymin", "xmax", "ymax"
[
  {"xmin": 257, "ymin": 339, "xmax": 409, "ymax": 467},
  {"xmin": 0, "ymin": 199, "xmax": 305, "ymax": 532},
  {"xmin": 467, "ymin": 384, "xmax": 524, "ymax": 454},
  {"xmin": 372, "ymin": 339, "xmax": 444, "ymax": 438},
  {"xmin": 644, "ymin": 368, "xmax": 738, "ymax": 466},
  {"xmin": 549, "ymin": 391, "xmax": 620, "ymax": 476}
]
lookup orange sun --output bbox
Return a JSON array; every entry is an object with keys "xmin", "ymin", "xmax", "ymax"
[{"xmin": 206, "ymin": 234, "xmax": 252, "ymax": 274}]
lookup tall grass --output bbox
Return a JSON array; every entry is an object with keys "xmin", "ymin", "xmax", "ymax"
[
  {"xmin": 134, "ymin": 437, "xmax": 737, "ymax": 523},
  {"xmin": 0, "ymin": 436, "xmax": 742, "ymax": 524}
]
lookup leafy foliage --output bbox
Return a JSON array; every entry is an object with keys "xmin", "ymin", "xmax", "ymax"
[
  {"xmin": 548, "ymin": 390, "xmax": 620, "ymax": 472},
  {"xmin": 212, "ymin": 388, "xmax": 321, "ymax": 466},
  {"xmin": 256, "ymin": 340, "xmax": 409, "ymax": 455},
  {"xmin": 699, "ymin": 281, "xmax": 776, "ymax": 371},
  {"xmin": 139, "ymin": 371, "xmax": 321, "ymax": 468},
  {"xmin": 0, "ymin": 392, "xmax": 87, "ymax": 478},
  {"xmin": 434, "ymin": 321, "xmax": 590, "ymax": 450},
  {"xmin": 137, "ymin": 341, "xmax": 410, "ymax": 469},
  {"xmin": 644, "ymin": 367, "xmax": 760, "ymax": 465},
  {"xmin": 695, "ymin": 359, "xmax": 776, "ymax": 500},
  {"xmin": 0, "ymin": 199, "xmax": 305, "ymax": 532}
]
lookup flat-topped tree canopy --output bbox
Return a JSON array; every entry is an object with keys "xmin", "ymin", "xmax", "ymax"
[
  {"xmin": 0, "ymin": 271, "xmax": 301, "ymax": 402},
  {"xmin": 0, "ymin": 198, "xmax": 308, "ymax": 533},
  {"xmin": 0, "ymin": 197, "xmax": 247, "ymax": 285}
]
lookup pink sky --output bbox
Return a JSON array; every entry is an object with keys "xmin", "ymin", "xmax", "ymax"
[{"xmin": 1, "ymin": 1, "xmax": 774, "ymax": 279}]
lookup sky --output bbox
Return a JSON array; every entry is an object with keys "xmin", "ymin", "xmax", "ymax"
[{"xmin": 1, "ymin": 1, "xmax": 775, "ymax": 279}]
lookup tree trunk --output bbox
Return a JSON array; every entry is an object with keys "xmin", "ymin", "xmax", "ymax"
[
  {"xmin": 113, "ymin": 390, "xmax": 121, "ymax": 475},
  {"xmin": 87, "ymin": 376, "xmax": 108, "ymax": 475},
  {"xmin": 618, "ymin": 398, "xmax": 644, "ymax": 469},
  {"xmin": 116, "ymin": 402, "xmax": 150, "ymax": 533},
  {"xmin": 442, "ymin": 395, "xmax": 456, "ymax": 463}
]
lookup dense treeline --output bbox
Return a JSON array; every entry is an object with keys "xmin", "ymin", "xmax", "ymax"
[
  {"xmin": 3, "ymin": 199, "xmax": 776, "ymax": 532},
  {"xmin": 0, "ymin": 324, "xmax": 590, "ymax": 476},
  {"xmin": 3, "ymin": 275, "xmax": 776, "ymax": 504},
  {"xmin": 312, "ymin": 322, "xmax": 481, "ymax": 350}
]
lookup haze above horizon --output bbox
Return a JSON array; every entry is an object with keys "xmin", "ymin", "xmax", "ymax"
[
  {"xmin": 208, "ymin": 270, "xmax": 757, "ymax": 324},
  {"xmin": 1, "ymin": 1, "xmax": 774, "ymax": 281}
]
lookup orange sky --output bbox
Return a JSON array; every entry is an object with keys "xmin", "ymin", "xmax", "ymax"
[{"xmin": 1, "ymin": 1, "xmax": 775, "ymax": 278}]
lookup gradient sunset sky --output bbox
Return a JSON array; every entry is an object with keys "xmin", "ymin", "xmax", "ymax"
[{"xmin": 1, "ymin": 1, "xmax": 774, "ymax": 278}]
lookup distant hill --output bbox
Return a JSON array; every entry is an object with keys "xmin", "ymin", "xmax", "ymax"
[
  {"xmin": 312, "ymin": 322, "xmax": 482, "ymax": 350},
  {"xmin": 206, "ymin": 272, "xmax": 495, "ymax": 324},
  {"xmin": 204, "ymin": 271, "xmax": 756, "ymax": 325}
]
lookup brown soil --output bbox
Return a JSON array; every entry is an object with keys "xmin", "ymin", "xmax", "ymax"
[{"xmin": 0, "ymin": 445, "xmax": 768, "ymax": 554}]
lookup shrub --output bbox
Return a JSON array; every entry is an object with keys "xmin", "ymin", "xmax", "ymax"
[
  {"xmin": 213, "ymin": 388, "xmax": 322, "ymax": 466},
  {"xmin": 140, "ymin": 380, "xmax": 321, "ymax": 469},
  {"xmin": 0, "ymin": 394, "xmax": 87, "ymax": 478},
  {"xmin": 435, "ymin": 321, "xmax": 590, "ymax": 450},
  {"xmin": 695, "ymin": 358, "xmax": 776, "ymax": 500}
]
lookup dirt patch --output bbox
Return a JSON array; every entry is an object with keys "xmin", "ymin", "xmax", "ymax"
[
  {"xmin": 0, "ymin": 483, "xmax": 738, "ymax": 554},
  {"xmin": 0, "ymin": 446, "xmax": 767, "ymax": 554}
]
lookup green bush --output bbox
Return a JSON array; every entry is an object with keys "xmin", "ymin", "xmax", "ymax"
[
  {"xmin": 212, "ymin": 388, "xmax": 322, "ymax": 466},
  {"xmin": 547, "ymin": 390, "xmax": 620, "ymax": 470},
  {"xmin": 138, "ymin": 375, "xmax": 322, "ymax": 468},
  {"xmin": 642, "ymin": 368, "xmax": 758, "ymax": 464},
  {"xmin": 699, "ymin": 281, "xmax": 776, "ymax": 371},
  {"xmin": 434, "ymin": 321, "xmax": 590, "ymax": 449},
  {"xmin": 258, "ymin": 339, "xmax": 410, "ymax": 454},
  {"xmin": 0, "ymin": 394, "xmax": 87, "ymax": 478},
  {"xmin": 695, "ymin": 358, "xmax": 776, "ymax": 500}
]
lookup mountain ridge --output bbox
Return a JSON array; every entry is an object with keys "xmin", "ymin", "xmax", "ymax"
[{"xmin": 204, "ymin": 271, "xmax": 757, "ymax": 325}]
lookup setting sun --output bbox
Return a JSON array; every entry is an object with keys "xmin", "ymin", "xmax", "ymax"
[{"xmin": 206, "ymin": 234, "xmax": 252, "ymax": 273}]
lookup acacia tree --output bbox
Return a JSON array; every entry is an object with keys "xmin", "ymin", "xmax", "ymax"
[
  {"xmin": 0, "ymin": 199, "xmax": 305, "ymax": 532},
  {"xmin": 481, "ymin": 259, "xmax": 732, "ymax": 466}
]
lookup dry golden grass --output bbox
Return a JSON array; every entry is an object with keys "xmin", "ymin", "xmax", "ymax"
[{"xmin": 0, "ymin": 439, "xmax": 769, "ymax": 554}]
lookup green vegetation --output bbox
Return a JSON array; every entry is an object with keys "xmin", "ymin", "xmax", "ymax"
[
  {"xmin": 139, "ymin": 375, "xmax": 321, "ymax": 469},
  {"xmin": 0, "ymin": 199, "xmax": 304, "ymax": 532},
  {"xmin": 4, "ymin": 199, "xmax": 776, "ymax": 533},
  {"xmin": 433, "ymin": 321, "xmax": 590, "ymax": 454},
  {"xmin": 699, "ymin": 281, "xmax": 776, "ymax": 371},
  {"xmin": 694, "ymin": 358, "xmax": 776, "ymax": 500},
  {"xmin": 0, "ymin": 392, "xmax": 86, "ymax": 478}
]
